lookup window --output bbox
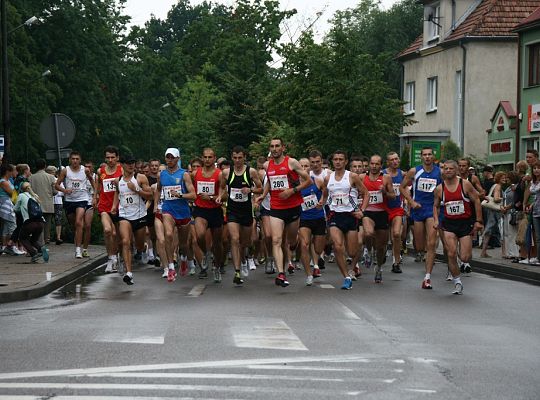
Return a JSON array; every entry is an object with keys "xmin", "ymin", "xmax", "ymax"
[
  {"xmin": 529, "ymin": 43, "xmax": 540, "ymax": 86},
  {"xmin": 426, "ymin": 3, "xmax": 441, "ymax": 41},
  {"xmin": 427, "ymin": 77, "xmax": 438, "ymax": 112},
  {"xmin": 404, "ymin": 82, "xmax": 415, "ymax": 114}
]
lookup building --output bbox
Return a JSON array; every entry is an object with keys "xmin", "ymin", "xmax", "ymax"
[
  {"xmin": 397, "ymin": 0, "xmax": 540, "ymax": 161},
  {"xmin": 486, "ymin": 101, "xmax": 516, "ymax": 169},
  {"xmin": 514, "ymin": 6, "xmax": 540, "ymax": 159}
]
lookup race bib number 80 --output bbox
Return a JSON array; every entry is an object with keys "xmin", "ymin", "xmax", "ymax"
[{"xmin": 197, "ymin": 181, "xmax": 215, "ymax": 195}]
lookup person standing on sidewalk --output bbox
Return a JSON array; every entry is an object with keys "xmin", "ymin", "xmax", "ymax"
[
  {"xmin": 29, "ymin": 159, "xmax": 56, "ymax": 245},
  {"xmin": 0, "ymin": 164, "xmax": 23, "ymax": 255},
  {"xmin": 48, "ymin": 166, "xmax": 64, "ymax": 245}
]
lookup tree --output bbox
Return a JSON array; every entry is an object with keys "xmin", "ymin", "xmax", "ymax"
[{"xmin": 442, "ymin": 139, "xmax": 462, "ymax": 161}]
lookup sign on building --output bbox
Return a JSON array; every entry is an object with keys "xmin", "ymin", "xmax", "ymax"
[{"xmin": 411, "ymin": 140, "xmax": 441, "ymax": 165}]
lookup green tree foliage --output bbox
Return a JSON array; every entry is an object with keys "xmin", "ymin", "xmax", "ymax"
[{"xmin": 442, "ymin": 139, "xmax": 462, "ymax": 162}]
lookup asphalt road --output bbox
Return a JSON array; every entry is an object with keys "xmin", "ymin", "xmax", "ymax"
[{"xmin": 0, "ymin": 254, "xmax": 538, "ymax": 400}]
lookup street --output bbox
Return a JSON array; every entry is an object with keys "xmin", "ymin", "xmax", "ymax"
[{"xmin": 0, "ymin": 255, "xmax": 538, "ymax": 400}]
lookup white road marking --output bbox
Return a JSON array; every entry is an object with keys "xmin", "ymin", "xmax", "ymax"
[
  {"xmin": 392, "ymin": 359, "xmax": 406, "ymax": 364},
  {"xmin": 338, "ymin": 303, "xmax": 361, "ymax": 320},
  {"xmin": 230, "ymin": 318, "xmax": 308, "ymax": 351},
  {"xmin": 404, "ymin": 389, "xmax": 437, "ymax": 394},
  {"xmin": 0, "ymin": 354, "xmax": 371, "ymax": 380},
  {"xmin": 319, "ymin": 284, "xmax": 335, "ymax": 289},
  {"xmin": 187, "ymin": 285, "xmax": 205, "ymax": 297},
  {"xmin": 84, "ymin": 372, "xmax": 343, "ymax": 382},
  {"xmin": 410, "ymin": 357, "xmax": 437, "ymax": 364},
  {"xmin": 95, "ymin": 335, "xmax": 165, "ymax": 345},
  {"xmin": 244, "ymin": 365, "xmax": 352, "ymax": 371},
  {"xmin": 0, "ymin": 397, "xmax": 233, "ymax": 400}
]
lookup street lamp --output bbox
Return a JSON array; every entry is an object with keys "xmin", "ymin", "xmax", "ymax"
[
  {"xmin": 25, "ymin": 69, "xmax": 52, "ymax": 162},
  {"xmin": 8, "ymin": 16, "xmax": 39, "ymax": 34}
]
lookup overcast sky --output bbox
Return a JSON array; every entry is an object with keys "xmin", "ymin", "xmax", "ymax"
[{"xmin": 123, "ymin": 0, "xmax": 400, "ymax": 38}]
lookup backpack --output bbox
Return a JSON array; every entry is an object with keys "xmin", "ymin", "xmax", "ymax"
[{"xmin": 27, "ymin": 196, "xmax": 43, "ymax": 220}]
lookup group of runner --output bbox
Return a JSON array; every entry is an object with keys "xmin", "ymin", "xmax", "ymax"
[{"xmin": 55, "ymin": 140, "xmax": 483, "ymax": 295}]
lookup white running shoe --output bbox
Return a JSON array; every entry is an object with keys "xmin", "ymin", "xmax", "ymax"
[
  {"xmin": 446, "ymin": 270, "xmax": 453, "ymax": 281},
  {"xmin": 248, "ymin": 258, "xmax": 257, "ymax": 270},
  {"xmin": 142, "ymin": 251, "xmax": 149, "ymax": 264},
  {"xmin": 528, "ymin": 257, "xmax": 539, "ymax": 265},
  {"xmin": 105, "ymin": 259, "xmax": 114, "ymax": 273},
  {"xmin": 162, "ymin": 268, "xmax": 168, "ymax": 278},
  {"xmin": 75, "ymin": 247, "xmax": 83, "ymax": 259},
  {"xmin": 306, "ymin": 275, "xmax": 313, "ymax": 286},
  {"xmin": 452, "ymin": 282, "xmax": 463, "ymax": 295},
  {"xmin": 241, "ymin": 261, "xmax": 249, "ymax": 277}
]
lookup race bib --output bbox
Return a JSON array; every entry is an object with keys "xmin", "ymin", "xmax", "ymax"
[
  {"xmin": 197, "ymin": 181, "xmax": 215, "ymax": 195},
  {"xmin": 301, "ymin": 194, "xmax": 318, "ymax": 211},
  {"xmin": 445, "ymin": 200, "xmax": 465, "ymax": 216},
  {"xmin": 123, "ymin": 193, "xmax": 136, "ymax": 206},
  {"xmin": 70, "ymin": 179, "xmax": 84, "ymax": 191},
  {"xmin": 369, "ymin": 190, "xmax": 383, "ymax": 205},
  {"xmin": 417, "ymin": 177, "xmax": 437, "ymax": 193},
  {"xmin": 102, "ymin": 178, "xmax": 116, "ymax": 193},
  {"xmin": 331, "ymin": 193, "xmax": 350, "ymax": 207},
  {"xmin": 163, "ymin": 185, "xmax": 182, "ymax": 201},
  {"xmin": 269, "ymin": 175, "xmax": 289, "ymax": 190},
  {"xmin": 393, "ymin": 183, "xmax": 401, "ymax": 197},
  {"xmin": 230, "ymin": 187, "xmax": 248, "ymax": 202}
]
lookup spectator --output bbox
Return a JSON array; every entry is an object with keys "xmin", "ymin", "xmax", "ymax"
[
  {"xmin": 13, "ymin": 182, "xmax": 48, "ymax": 263},
  {"xmin": 14, "ymin": 164, "xmax": 31, "ymax": 193},
  {"xmin": 502, "ymin": 171, "xmax": 520, "ymax": 260},
  {"xmin": 29, "ymin": 159, "xmax": 56, "ymax": 245},
  {"xmin": 481, "ymin": 171, "xmax": 505, "ymax": 258},
  {"xmin": 0, "ymin": 164, "xmax": 24, "ymax": 255},
  {"xmin": 48, "ymin": 166, "xmax": 64, "ymax": 245},
  {"xmin": 524, "ymin": 161, "xmax": 540, "ymax": 265}
]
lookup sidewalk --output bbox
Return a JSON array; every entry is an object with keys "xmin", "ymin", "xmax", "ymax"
[
  {"xmin": 432, "ymin": 244, "xmax": 540, "ymax": 286},
  {"xmin": 0, "ymin": 244, "xmax": 107, "ymax": 303}
]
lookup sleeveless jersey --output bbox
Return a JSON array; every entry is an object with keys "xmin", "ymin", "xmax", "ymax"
[
  {"xmin": 300, "ymin": 178, "xmax": 324, "ymax": 220},
  {"xmin": 118, "ymin": 176, "xmax": 146, "ymax": 220},
  {"xmin": 267, "ymin": 156, "xmax": 303, "ymax": 210},
  {"xmin": 160, "ymin": 168, "xmax": 190, "ymax": 219},
  {"xmin": 412, "ymin": 165, "xmax": 442, "ymax": 208},
  {"xmin": 364, "ymin": 173, "xmax": 386, "ymax": 212},
  {"xmin": 98, "ymin": 165, "xmax": 122, "ymax": 213},
  {"xmin": 442, "ymin": 179, "xmax": 472, "ymax": 220},
  {"xmin": 383, "ymin": 168, "xmax": 403, "ymax": 209},
  {"xmin": 65, "ymin": 166, "xmax": 89, "ymax": 203},
  {"xmin": 194, "ymin": 167, "xmax": 221, "ymax": 209},
  {"xmin": 227, "ymin": 167, "xmax": 253, "ymax": 216},
  {"xmin": 327, "ymin": 170, "xmax": 356, "ymax": 212}
]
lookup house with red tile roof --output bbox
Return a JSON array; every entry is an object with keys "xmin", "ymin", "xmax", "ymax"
[{"xmin": 397, "ymin": 0, "xmax": 540, "ymax": 161}]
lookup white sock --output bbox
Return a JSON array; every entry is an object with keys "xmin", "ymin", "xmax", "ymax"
[
  {"xmin": 425, "ymin": 273, "xmax": 431, "ymax": 280},
  {"xmin": 111, "ymin": 254, "xmax": 117, "ymax": 261},
  {"xmin": 126, "ymin": 271, "xmax": 132, "ymax": 277},
  {"xmin": 168, "ymin": 263, "xmax": 175, "ymax": 270},
  {"xmin": 453, "ymin": 277, "xmax": 462, "ymax": 285},
  {"xmin": 180, "ymin": 255, "xmax": 187, "ymax": 262},
  {"xmin": 148, "ymin": 248, "xmax": 154, "ymax": 258}
]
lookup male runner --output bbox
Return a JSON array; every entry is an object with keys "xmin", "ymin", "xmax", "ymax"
[
  {"xmin": 192, "ymin": 148, "xmax": 226, "ymax": 282},
  {"xmin": 256, "ymin": 138, "xmax": 311, "ymax": 287},
  {"xmin": 361, "ymin": 155, "xmax": 395, "ymax": 283},
  {"xmin": 350, "ymin": 156, "xmax": 369, "ymax": 275},
  {"xmin": 323, "ymin": 150, "xmax": 369, "ymax": 290},
  {"xmin": 400, "ymin": 147, "xmax": 442, "ymax": 289},
  {"xmin": 384, "ymin": 152, "xmax": 406, "ymax": 273},
  {"xmin": 93, "ymin": 146, "xmax": 123, "ymax": 272},
  {"xmin": 82, "ymin": 161, "xmax": 96, "ymax": 258},
  {"xmin": 433, "ymin": 160, "xmax": 483, "ymax": 294},
  {"xmin": 154, "ymin": 148, "xmax": 196, "ymax": 282},
  {"xmin": 219, "ymin": 146, "xmax": 262, "ymax": 285},
  {"xmin": 145, "ymin": 158, "xmax": 161, "ymax": 266},
  {"xmin": 56, "ymin": 151, "xmax": 95, "ymax": 259},
  {"xmin": 111, "ymin": 154, "xmax": 153, "ymax": 285}
]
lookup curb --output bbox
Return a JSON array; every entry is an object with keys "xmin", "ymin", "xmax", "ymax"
[{"xmin": 0, "ymin": 255, "xmax": 108, "ymax": 304}]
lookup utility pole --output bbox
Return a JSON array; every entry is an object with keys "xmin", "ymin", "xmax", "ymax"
[{"xmin": 1, "ymin": 0, "xmax": 10, "ymax": 165}]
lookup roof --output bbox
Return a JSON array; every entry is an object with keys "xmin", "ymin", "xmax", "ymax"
[
  {"xmin": 514, "ymin": 6, "xmax": 540, "ymax": 31},
  {"xmin": 491, "ymin": 100, "xmax": 516, "ymax": 122},
  {"xmin": 397, "ymin": 0, "xmax": 540, "ymax": 60}
]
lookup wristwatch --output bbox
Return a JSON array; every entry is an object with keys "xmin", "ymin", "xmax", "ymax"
[{"xmin": 210, "ymin": 195, "xmax": 214, "ymax": 200}]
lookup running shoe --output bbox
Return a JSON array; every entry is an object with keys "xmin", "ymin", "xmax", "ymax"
[
  {"xmin": 446, "ymin": 270, "xmax": 453, "ymax": 281},
  {"xmin": 117, "ymin": 259, "xmax": 125, "ymax": 275},
  {"xmin": 241, "ymin": 261, "xmax": 249, "ymax": 277},
  {"xmin": 167, "ymin": 268, "xmax": 176, "ymax": 283},
  {"xmin": 161, "ymin": 268, "xmax": 168, "ymax": 278},
  {"xmin": 391, "ymin": 263, "xmax": 402, "ymax": 273},
  {"xmin": 452, "ymin": 282, "xmax": 463, "ymax": 295},
  {"xmin": 105, "ymin": 259, "xmax": 115, "ymax": 273},
  {"xmin": 134, "ymin": 252, "xmax": 143, "ymax": 263},
  {"xmin": 188, "ymin": 261, "xmax": 197, "ymax": 275},
  {"xmin": 305, "ymin": 275, "xmax": 313, "ymax": 286},
  {"xmin": 464, "ymin": 263, "xmax": 472, "ymax": 273},
  {"xmin": 374, "ymin": 266, "xmax": 382, "ymax": 283},
  {"xmin": 318, "ymin": 256, "xmax": 325, "ymax": 269},
  {"xmin": 219, "ymin": 265, "xmax": 226, "ymax": 274},
  {"xmin": 313, "ymin": 267, "xmax": 322, "ymax": 278},
  {"xmin": 199, "ymin": 268, "xmax": 208, "ymax": 279},
  {"xmin": 349, "ymin": 270, "xmax": 357, "ymax": 281},
  {"xmin": 147, "ymin": 257, "xmax": 156, "ymax": 266},
  {"xmin": 75, "ymin": 248, "xmax": 83, "ymax": 259},
  {"xmin": 328, "ymin": 253, "xmax": 335, "ymax": 263},
  {"xmin": 275, "ymin": 272, "xmax": 289, "ymax": 287},
  {"xmin": 341, "ymin": 276, "xmax": 352, "ymax": 290},
  {"xmin": 142, "ymin": 251, "xmax": 149, "ymax": 264},
  {"xmin": 287, "ymin": 261, "xmax": 295, "ymax": 274},
  {"xmin": 459, "ymin": 262, "xmax": 465, "ymax": 273},
  {"xmin": 363, "ymin": 253, "xmax": 372, "ymax": 269},
  {"xmin": 248, "ymin": 258, "xmax": 257, "ymax": 270},
  {"xmin": 56, "ymin": 239, "xmax": 63, "ymax": 245},
  {"xmin": 180, "ymin": 258, "xmax": 188, "ymax": 276},
  {"xmin": 353, "ymin": 264, "xmax": 362, "ymax": 277},
  {"xmin": 123, "ymin": 273, "xmax": 134, "ymax": 285},
  {"xmin": 213, "ymin": 267, "xmax": 222, "ymax": 283},
  {"xmin": 82, "ymin": 249, "xmax": 89, "ymax": 258},
  {"xmin": 233, "ymin": 271, "xmax": 244, "ymax": 285},
  {"xmin": 42, "ymin": 247, "xmax": 49, "ymax": 263},
  {"xmin": 422, "ymin": 278, "xmax": 433, "ymax": 289},
  {"xmin": 414, "ymin": 252, "xmax": 423, "ymax": 263}
]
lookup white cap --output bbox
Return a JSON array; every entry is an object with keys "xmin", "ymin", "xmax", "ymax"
[{"xmin": 165, "ymin": 148, "xmax": 180, "ymax": 158}]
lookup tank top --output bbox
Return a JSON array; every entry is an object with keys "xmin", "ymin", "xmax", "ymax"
[
  {"xmin": 65, "ymin": 166, "xmax": 89, "ymax": 202},
  {"xmin": 300, "ymin": 178, "xmax": 324, "ymax": 220},
  {"xmin": 261, "ymin": 174, "xmax": 271, "ymax": 211},
  {"xmin": 227, "ymin": 166, "xmax": 253, "ymax": 215},
  {"xmin": 98, "ymin": 165, "xmax": 122, "ymax": 213},
  {"xmin": 412, "ymin": 165, "xmax": 442, "ymax": 208},
  {"xmin": 118, "ymin": 176, "xmax": 147, "ymax": 220},
  {"xmin": 160, "ymin": 168, "xmax": 190, "ymax": 219},
  {"xmin": 363, "ymin": 173, "xmax": 386, "ymax": 212},
  {"xmin": 193, "ymin": 167, "xmax": 221, "ymax": 209},
  {"xmin": 267, "ymin": 156, "xmax": 303, "ymax": 210},
  {"xmin": 383, "ymin": 168, "xmax": 403, "ymax": 209},
  {"xmin": 442, "ymin": 179, "xmax": 472, "ymax": 220},
  {"xmin": 327, "ymin": 170, "xmax": 356, "ymax": 213}
]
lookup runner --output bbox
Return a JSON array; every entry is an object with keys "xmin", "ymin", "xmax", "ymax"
[
  {"xmin": 400, "ymin": 147, "xmax": 442, "ymax": 289},
  {"xmin": 93, "ymin": 146, "xmax": 123, "ymax": 273},
  {"xmin": 323, "ymin": 150, "xmax": 369, "ymax": 290},
  {"xmin": 349, "ymin": 156, "xmax": 368, "ymax": 276},
  {"xmin": 257, "ymin": 156, "xmax": 276, "ymax": 275},
  {"xmin": 192, "ymin": 148, "xmax": 226, "ymax": 282},
  {"xmin": 433, "ymin": 160, "xmax": 483, "ymax": 294},
  {"xmin": 298, "ymin": 158, "xmax": 326, "ymax": 285},
  {"xmin": 361, "ymin": 155, "xmax": 395, "ymax": 283},
  {"xmin": 111, "ymin": 154, "xmax": 153, "ymax": 285},
  {"xmin": 82, "ymin": 160, "xmax": 96, "ymax": 258},
  {"xmin": 154, "ymin": 148, "xmax": 196, "ymax": 282},
  {"xmin": 55, "ymin": 151, "xmax": 95, "ymax": 259},
  {"xmin": 308, "ymin": 150, "xmax": 329, "ymax": 270},
  {"xmin": 256, "ymin": 138, "xmax": 311, "ymax": 287},
  {"xmin": 384, "ymin": 151, "xmax": 406, "ymax": 274},
  {"xmin": 219, "ymin": 146, "xmax": 262, "ymax": 286},
  {"xmin": 145, "ymin": 158, "xmax": 161, "ymax": 266}
]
